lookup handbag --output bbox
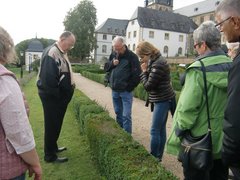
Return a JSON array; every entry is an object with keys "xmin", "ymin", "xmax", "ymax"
[{"xmin": 178, "ymin": 60, "xmax": 213, "ymax": 170}]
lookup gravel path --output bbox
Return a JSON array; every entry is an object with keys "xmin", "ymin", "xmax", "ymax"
[{"xmin": 73, "ymin": 73, "xmax": 183, "ymax": 179}]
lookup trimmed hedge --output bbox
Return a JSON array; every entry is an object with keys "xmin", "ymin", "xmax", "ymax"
[{"xmin": 72, "ymin": 90, "xmax": 179, "ymax": 180}]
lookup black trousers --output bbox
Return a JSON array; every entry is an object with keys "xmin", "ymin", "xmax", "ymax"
[
  {"xmin": 39, "ymin": 91, "xmax": 73, "ymax": 161},
  {"xmin": 183, "ymin": 159, "xmax": 229, "ymax": 180}
]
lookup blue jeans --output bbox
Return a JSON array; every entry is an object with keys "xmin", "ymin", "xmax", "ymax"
[
  {"xmin": 112, "ymin": 91, "xmax": 133, "ymax": 134},
  {"xmin": 150, "ymin": 101, "xmax": 170, "ymax": 160},
  {"xmin": 11, "ymin": 173, "xmax": 26, "ymax": 180}
]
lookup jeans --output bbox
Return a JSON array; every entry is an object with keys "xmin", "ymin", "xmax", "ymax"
[
  {"xmin": 112, "ymin": 91, "xmax": 133, "ymax": 134},
  {"xmin": 11, "ymin": 173, "xmax": 26, "ymax": 180},
  {"xmin": 183, "ymin": 159, "xmax": 228, "ymax": 180},
  {"xmin": 150, "ymin": 101, "xmax": 169, "ymax": 160}
]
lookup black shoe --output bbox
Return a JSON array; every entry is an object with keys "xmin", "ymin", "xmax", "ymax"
[
  {"xmin": 56, "ymin": 147, "xmax": 67, "ymax": 153},
  {"xmin": 45, "ymin": 157, "xmax": 68, "ymax": 163}
]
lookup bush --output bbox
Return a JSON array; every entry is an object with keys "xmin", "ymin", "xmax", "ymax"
[{"xmin": 72, "ymin": 90, "xmax": 179, "ymax": 180}]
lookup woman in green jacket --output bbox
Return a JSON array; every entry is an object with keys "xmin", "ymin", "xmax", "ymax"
[{"xmin": 166, "ymin": 21, "xmax": 232, "ymax": 180}]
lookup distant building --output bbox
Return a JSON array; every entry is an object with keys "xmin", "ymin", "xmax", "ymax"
[
  {"xmin": 174, "ymin": 0, "xmax": 226, "ymax": 43},
  {"xmin": 25, "ymin": 39, "xmax": 43, "ymax": 71},
  {"xmin": 93, "ymin": 0, "xmax": 197, "ymax": 62},
  {"xmin": 174, "ymin": 0, "xmax": 221, "ymax": 26},
  {"xmin": 126, "ymin": 7, "xmax": 197, "ymax": 57},
  {"xmin": 94, "ymin": 18, "xmax": 128, "ymax": 63}
]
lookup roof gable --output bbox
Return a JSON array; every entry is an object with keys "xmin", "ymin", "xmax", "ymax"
[
  {"xmin": 133, "ymin": 7, "xmax": 197, "ymax": 33},
  {"xmin": 95, "ymin": 18, "xmax": 129, "ymax": 35},
  {"xmin": 174, "ymin": 0, "xmax": 221, "ymax": 17}
]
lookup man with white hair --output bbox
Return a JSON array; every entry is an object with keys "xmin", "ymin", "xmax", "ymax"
[{"xmin": 215, "ymin": 0, "xmax": 240, "ymax": 178}]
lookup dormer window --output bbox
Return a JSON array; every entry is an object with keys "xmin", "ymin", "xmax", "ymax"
[
  {"xmin": 215, "ymin": 1, "xmax": 220, "ymax": 6},
  {"xmin": 194, "ymin": 7, "xmax": 198, "ymax": 12}
]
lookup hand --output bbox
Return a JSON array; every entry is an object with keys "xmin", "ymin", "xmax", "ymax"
[
  {"xmin": 28, "ymin": 164, "xmax": 42, "ymax": 180},
  {"xmin": 113, "ymin": 59, "xmax": 119, "ymax": 66},
  {"xmin": 141, "ymin": 62, "xmax": 148, "ymax": 72}
]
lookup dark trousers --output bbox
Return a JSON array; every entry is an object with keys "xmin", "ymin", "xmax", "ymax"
[
  {"xmin": 183, "ymin": 159, "xmax": 228, "ymax": 180},
  {"xmin": 39, "ymin": 92, "xmax": 73, "ymax": 161}
]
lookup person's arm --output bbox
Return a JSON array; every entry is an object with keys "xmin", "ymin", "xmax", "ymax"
[
  {"xmin": 20, "ymin": 149, "xmax": 42, "ymax": 180},
  {"xmin": 174, "ymin": 68, "xmax": 203, "ymax": 131},
  {"xmin": 126, "ymin": 53, "xmax": 141, "ymax": 91},
  {"xmin": 0, "ymin": 76, "xmax": 42, "ymax": 179}
]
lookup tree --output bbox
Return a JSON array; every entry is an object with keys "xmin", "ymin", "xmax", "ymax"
[{"xmin": 63, "ymin": 0, "xmax": 97, "ymax": 62}]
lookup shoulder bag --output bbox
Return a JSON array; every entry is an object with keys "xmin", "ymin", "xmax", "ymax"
[{"xmin": 178, "ymin": 60, "xmax": 213, "ymax": 170}]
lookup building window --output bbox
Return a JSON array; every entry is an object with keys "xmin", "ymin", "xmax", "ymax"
[
  {"xmin": 112, "ymin": 35, "xmax": 116, "ymax": 40},
  {"xmin": 179, "ymin": 35, "xmax": 183, "ymax": 42},
  {"xmin": 194, "ymin": 7, "xmax": 198, "ymax": 12},
  {"xmin": 128, "ymin": 32, "xmax": 131, "ymax": 38},
  {"xmin": 133, "ymin": 44, "xmax": 136, "ymax": 51},
  {"xmin": 128, "ymin": 44, "xmax": 131, "ymax": 49},
  {"xmin": 149, "ymin": 31, "xmax": 154, "ymax": 38},
  {"xmin": 178, "ymin": 47, "xmax": 183, "ymax": 55},
  {"xmin": 200, "ymin": 16, "xmax": 204, "ymax": 23},
  {"xmin": 164, "ymin": 46, "xmax": 168, "ymax": 54},
  {"xmin": 102, "ymin": 45, "xmax": 107, "ymax": 53},
  {"xmin": 164, "ymin": 33, "xmax": 169, "ymax": 40},
  {"xmin": 103, "ymin": 34, "xmax": 107, "ymax": 40},
  {"xmin": 133, "ymin": 31, "xmax": 137, "ymax": 38}
]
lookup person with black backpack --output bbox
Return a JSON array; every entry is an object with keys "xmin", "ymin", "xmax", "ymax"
[{"xmin": 104, "ymin": 36, "xmax": 141, "ymax": 134}]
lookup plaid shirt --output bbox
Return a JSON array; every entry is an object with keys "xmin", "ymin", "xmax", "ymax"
[{"xmin": 0, "ymin": 65, "xmax": 35, "ymax": 179}]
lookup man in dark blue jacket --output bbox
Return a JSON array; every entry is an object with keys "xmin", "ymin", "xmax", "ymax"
[
  {"xmin": 37, "ymin": 31, "xmax": 75, "ymax": 163},
  {"xmin": 215, "ymin": 0, "xmax": 240, "ymax": 178},
  {"xmin": 105, "ymin": 36, "xmax": 141, "ymax": 134}
]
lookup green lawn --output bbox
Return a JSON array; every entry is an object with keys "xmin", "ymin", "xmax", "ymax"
[{"xmin": 23, "ymin": 77, "xmax": 103, "ymax": 180}]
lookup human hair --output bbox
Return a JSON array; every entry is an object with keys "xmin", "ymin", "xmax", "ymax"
[
  {"xmin": 193, "ymin": 21, "xmax": 221, "ymax": 51},
  {"xmin": 216, "ymin": 0, "xmax": 240, "ymax": 18},
  {"xmin": 60, "ymin": 31, "xmax": 75, "ymax": 39},
  {"xmin": 136, "ymin": 41, "xmax": 160, "ymax": 60},
  {"xmin": 112, "ymin": 36, "xmax": 126, "ymax": 46},
  {"xmin": 0, "ymin": 26, "xmax": 16, "ymax": 64}
]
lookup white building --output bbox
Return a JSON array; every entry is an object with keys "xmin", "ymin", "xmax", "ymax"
[
  {"xmin": 25, "ymin": 39, "xmax": 43, "ymax": 71},
  {"xmin": 126, "ymin": 7, "xmax": 197, "ymax": 57},
  {"xmin": 94, "ymin": 18, "xmax": 128, "ymax": 63},
  {"xmin": 94, "ymin": 0, "xmax": 197, "ymax": 62}
]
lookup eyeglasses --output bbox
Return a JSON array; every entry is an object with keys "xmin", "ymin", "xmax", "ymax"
[
  {"xmin": 215, "ymin": 16, "xmax": 232, "ymax": 30},
  {"xmin": 194, "ymin": 42, "xmax": 202, "ymax": 49}
]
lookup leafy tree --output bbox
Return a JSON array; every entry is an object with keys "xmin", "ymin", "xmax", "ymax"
[{"xmin": 63, "ymin": 0, "xmax": 97, "ymax": 62}]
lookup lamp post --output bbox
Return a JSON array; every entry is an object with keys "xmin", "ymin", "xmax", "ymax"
[
  {"xmin": 29, "ymin": 53, "xmax": 32, "ymax": 73},
  {"xmin": 20, "ymin": 51, "xmax": 24, "ymax": 78}
]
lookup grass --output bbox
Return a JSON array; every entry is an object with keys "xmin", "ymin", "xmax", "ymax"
[{"xmin": 22, "ymin": 77, "xmax": 103, "ymax": 180}]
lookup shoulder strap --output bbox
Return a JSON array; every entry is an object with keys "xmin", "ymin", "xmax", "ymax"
[{"xmin": 198, "ymin": 60, "xmax": 211, "ymax": 130}]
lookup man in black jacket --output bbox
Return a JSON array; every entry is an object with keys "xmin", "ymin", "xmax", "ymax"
[
  {"xmin": 104, "ymin": 36, "xmax": 141, "ymax": 134},
  {"xmin": 215, "ymin": 0, "xmax": 240, "ymax": 178},
  {"xmin": 37, "ymin": 31, "xmax": 75, "ymax": 163}
]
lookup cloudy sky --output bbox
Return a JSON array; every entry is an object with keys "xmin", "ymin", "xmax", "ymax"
[{"xmin": 0, "ymin": 0, "xmax": 204, "ymax": 44}]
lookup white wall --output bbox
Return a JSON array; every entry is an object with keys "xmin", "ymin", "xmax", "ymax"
[
  {"xmin": 126, "ymin": 20, "xmax": 188, "ymax": 57},
  {"xmin": 94, "ymin": 33, "xmax": 114, "ymax": 63},
  {"xmin": 25, "ymin": 51, "xmax": 42, "ymax": 71}
]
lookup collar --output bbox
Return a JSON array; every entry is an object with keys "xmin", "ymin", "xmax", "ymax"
[
  {"xmin": 195, "ymin": 48, "xmax": 226, "ymax": 61},
  {"xmin": 55, "ymin": 42, "xmax": 65, "ymax": 54}
]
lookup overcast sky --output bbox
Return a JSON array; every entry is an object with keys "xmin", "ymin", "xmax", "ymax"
[{"xmin": 0, "ymin": 0, "xmax": 204, "ymax": 44}]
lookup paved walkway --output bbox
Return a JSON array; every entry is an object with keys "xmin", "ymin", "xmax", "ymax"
[{"xmin": 73, "ymin": 73, "xmax": 183, "ymax": 179}]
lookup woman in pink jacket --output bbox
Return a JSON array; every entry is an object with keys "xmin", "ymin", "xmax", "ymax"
[{"xmin": 0, "ymin": 26, "xmax": 42, "ymax": 180}]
